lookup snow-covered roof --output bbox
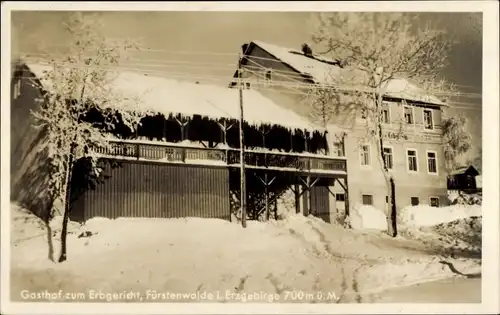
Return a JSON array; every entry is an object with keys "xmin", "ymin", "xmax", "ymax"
[
  {"xmin": 250, "ymin": 40, "xmax": 447, "ymax": 107},
  {"xmin": 449, "ymin": 165, "xmax": 480, "ymax": 176},
  {"xmin": 24, "ymin": 62, "xmax": 321, "ymax": 133}
]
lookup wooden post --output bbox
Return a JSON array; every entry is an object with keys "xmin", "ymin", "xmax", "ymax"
[
  {"xmin": 163, "ymin": 117, "xmax": 167, "ymax": 141},
  {"xmin": 238, "ymin": 56, "xmax": 247, "ymax": 228},
  {"xmin": 303, "ymin": 176, "xmax": 311, "ymax": 217},
  {"xmin": 223, "ymin": 121, "xmax": 227, "ymax": 144},
  {"xmin": 265, "ymin": 172, "xmax": 270, "ymax": 221},
  {"xmin": 274, "ymin": 198, "xmax": 278, "ymax": 220},
  {"xmin": 175, "ymin": 117, "xmax": 188, "ymax": 142},
  {"xmin": 294, "ymin": 182, "xmax": 300, "ymax": 214},
  {"xmin": 256, "ymin": 173, "xmax": 275, "ymax": 221}
]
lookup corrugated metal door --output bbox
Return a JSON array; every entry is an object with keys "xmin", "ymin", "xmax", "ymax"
[{"xmin": 70, "ymin": 160, "xmax": 230, "ymax": 221}]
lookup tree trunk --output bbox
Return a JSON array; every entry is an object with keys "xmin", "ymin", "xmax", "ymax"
[
  {"xmin": 375, "ymin": 85, "xmax": 397, "ymax": 237},
  {"xmin": 58, "ymin": 148, "xmax": 75, "ymax": 263},
  {"xmin": 390, "ymin": 177, "xmax": 397, "ymax": 236},
  {"xmin": 383, "ymin": 170, "xmax": 397, "ymax": 237}
]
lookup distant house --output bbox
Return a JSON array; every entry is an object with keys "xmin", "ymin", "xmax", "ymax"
[
  {"xmin": 447, "ymin": 165, "xmax": 481, "ymax": 193},
  {"xmin": 11, "ymin": 60, "xmax": 347, "ymax": 223},
  {"xmin": 230, "ymin": 40, "xmax": 450, "ymax": 213}
]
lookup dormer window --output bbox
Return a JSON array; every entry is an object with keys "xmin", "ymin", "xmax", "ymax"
[
  {"xmin": 423, "ymin": 109, "xmax": 434, "ymax": 130},
  {"xmin": 404, "ymin": 105, "xmax": 414, "ymax": 124}
]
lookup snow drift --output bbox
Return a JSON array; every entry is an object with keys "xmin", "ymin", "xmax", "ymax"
[
  {"xmin": 398, "ymin": 204, "xmax": 481, "ymax": 228},
  {"xmin": 348, "ymin": 204, "xmax": 387, "ymax": 231},
  {"xmin": 10, "ymin": 203, "xmax": 481, "ymax": 303},
  {"xmin": 397, "ymin": 205, "xmax": 482, "ymax": 258}
]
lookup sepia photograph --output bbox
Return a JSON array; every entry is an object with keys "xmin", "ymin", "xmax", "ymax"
[{"xmin": 1, "ymin": 1, "xmax": 499, "ymax": 314}]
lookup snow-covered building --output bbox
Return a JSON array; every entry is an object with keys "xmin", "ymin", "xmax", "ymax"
[
  {"xmin": 230, "ymin": 40, "xmax": 450, "ymax": 215},
  {"xmin": 447, "ymin": 165, "xmax": 481, "ymax": 193},
  {"xmin": 11, "ymin": 60, "xmax": 347, "ymax": 222}
]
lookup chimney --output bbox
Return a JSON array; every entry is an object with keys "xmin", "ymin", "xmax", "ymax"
[{"xmin": 301, "ymin": 43, "xmax": 313, "ymax": 56}]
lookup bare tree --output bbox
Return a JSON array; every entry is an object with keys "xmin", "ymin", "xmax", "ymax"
[
  {"xmin": 307, "ymin": 12, "xmax": 456, "ymax": 236},
  {"xmin": 30, "ymin": 12, "xmax": 145, "ymax": 262},
  {"xmin": 442, "ymin": 114, "xmax": 473, "ymax": 172}
]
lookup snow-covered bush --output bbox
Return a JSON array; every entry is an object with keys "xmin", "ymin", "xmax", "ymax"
[
  {"xmin": 430, "ymin": 215, "xmax": 482, "ymax": 248},
  {"xmin": 447, "ymin": 190, "xmax": 482, "ymax": 205},
  {"xmin": 275, "ymin": 189, "xmax": 296, "ymax": 220}
]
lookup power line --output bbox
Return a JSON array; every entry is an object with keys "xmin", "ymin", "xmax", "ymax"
[
  {"xmin": 25, "ymin": 43, "xmax": 240, "ymax": 57},
  {"xmin": 23, "ymin": 52, "xmax": 239, "ymax": 70},
  {"xmin": 19, "ymin": 59, "xmax": 484, "ymax": 110},
  {"xmin": 238, "ymin": 54, "xmax": 482, "ymax": 98},
  {"xmin": 23, "ymin": 51, "xmax": 483, "ymax": 100},
  {"xmin": 24, "ymin": 49, "xmax": 482, "ymax": 94}
]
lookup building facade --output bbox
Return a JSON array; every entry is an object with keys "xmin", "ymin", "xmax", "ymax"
[
  {"xmin": 11, "ymin": 60, "xmax": 347, "ymax": 223},
  {"xmin": 232, "ymin": 40, "xmax": 449, "ymax": 218}
]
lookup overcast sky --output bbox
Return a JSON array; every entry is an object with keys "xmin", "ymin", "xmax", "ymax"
[{"xmin": 11, "ymin": 11, "xmax": 483, "ymax": 161}]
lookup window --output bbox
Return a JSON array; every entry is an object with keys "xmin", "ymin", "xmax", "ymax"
[
  {"xmin": 411, "ymin": 197, "xmax": 420, "ymax": 206},
  {"xmin": 430, "ymin": 197, "xmax": 440, "ymax": 207},
  {"xmin": 362, "ymin": 194, "xmax": 373, "ymax": 205},
  {"xmin": 381, "ymin": 103, "xmax": 390, "ymax": 124},
  {"xmin": 383, "ymin": 147, "xmax": 393, "ymax": 170},
  {"xmin": 423, "ymin": 109, "xmax": 434, "ymax": 129},
  {"xmin": 360, "ymin": 145, "xmax": 371, "ymax": 166},
  {"xmin": 404, "ymin": 106, "xmax": 414, "ymax": 124},
  {"xmin": 407, "ymin": 149, "xmax": 418, "ymax": 172},
  {"xmin": 427, "ymin": 151, "xmax": 437, "ymax": 174},
  {"xmin": 263, "ymin": 70, "xmax": 272, "ymax": 87},
  {"xmin": 381, "ymin": 109, "xmax": 390, "ymax": 124},
  {"xmin": 265, "ymin": 70, "xmax": 272, "ymax": 80},
  {"xmin": 332, "ymin": 142, "xmax": 345, "ymax": 157},
  {"xmin": 336, "ymin": 193, "xmax": 345, "ymax": 202}
]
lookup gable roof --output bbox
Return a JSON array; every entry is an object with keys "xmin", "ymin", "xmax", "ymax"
[
  {"xmin": 241, "ymin": 40, "xmax": 447, "ymax": 107},
  {"xmin": 21, "ymin": 62, "xmax": 322, "ymax": 134},
  {"xmin": 449, "ymin": 165, "xmax": 480, "ymax": 176}
]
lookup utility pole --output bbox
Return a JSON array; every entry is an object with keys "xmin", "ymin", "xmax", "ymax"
[{"xmin": 238, "ymin": 54, "xmax": 247, "ymax": 228}]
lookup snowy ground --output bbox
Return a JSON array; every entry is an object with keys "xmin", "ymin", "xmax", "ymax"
[
  {"xmin": 367, "ymin": 276, "xmax": 481, "ymax": 303},
  {"xmin": 10, "ymin": 203, "xmax": 481, "ymax": 303}
]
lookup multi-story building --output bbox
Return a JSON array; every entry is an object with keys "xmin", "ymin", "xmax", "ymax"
[
  {"xmin": 11, "ymin": 60, "xmax": 347, "ymax": 223},
  {"xmin": 230, "ymin": 40, "xmax": 449, "ymax": 219}
]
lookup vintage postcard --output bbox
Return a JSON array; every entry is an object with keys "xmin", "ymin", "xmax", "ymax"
[{"xmin": 1, "ymin": 1, "xmax": 499, "ymax": 314}]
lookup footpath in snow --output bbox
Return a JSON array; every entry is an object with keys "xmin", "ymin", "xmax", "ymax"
[{"xmin": 10, "ymin": 203, "xmax": 481, "ymax": 303}]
